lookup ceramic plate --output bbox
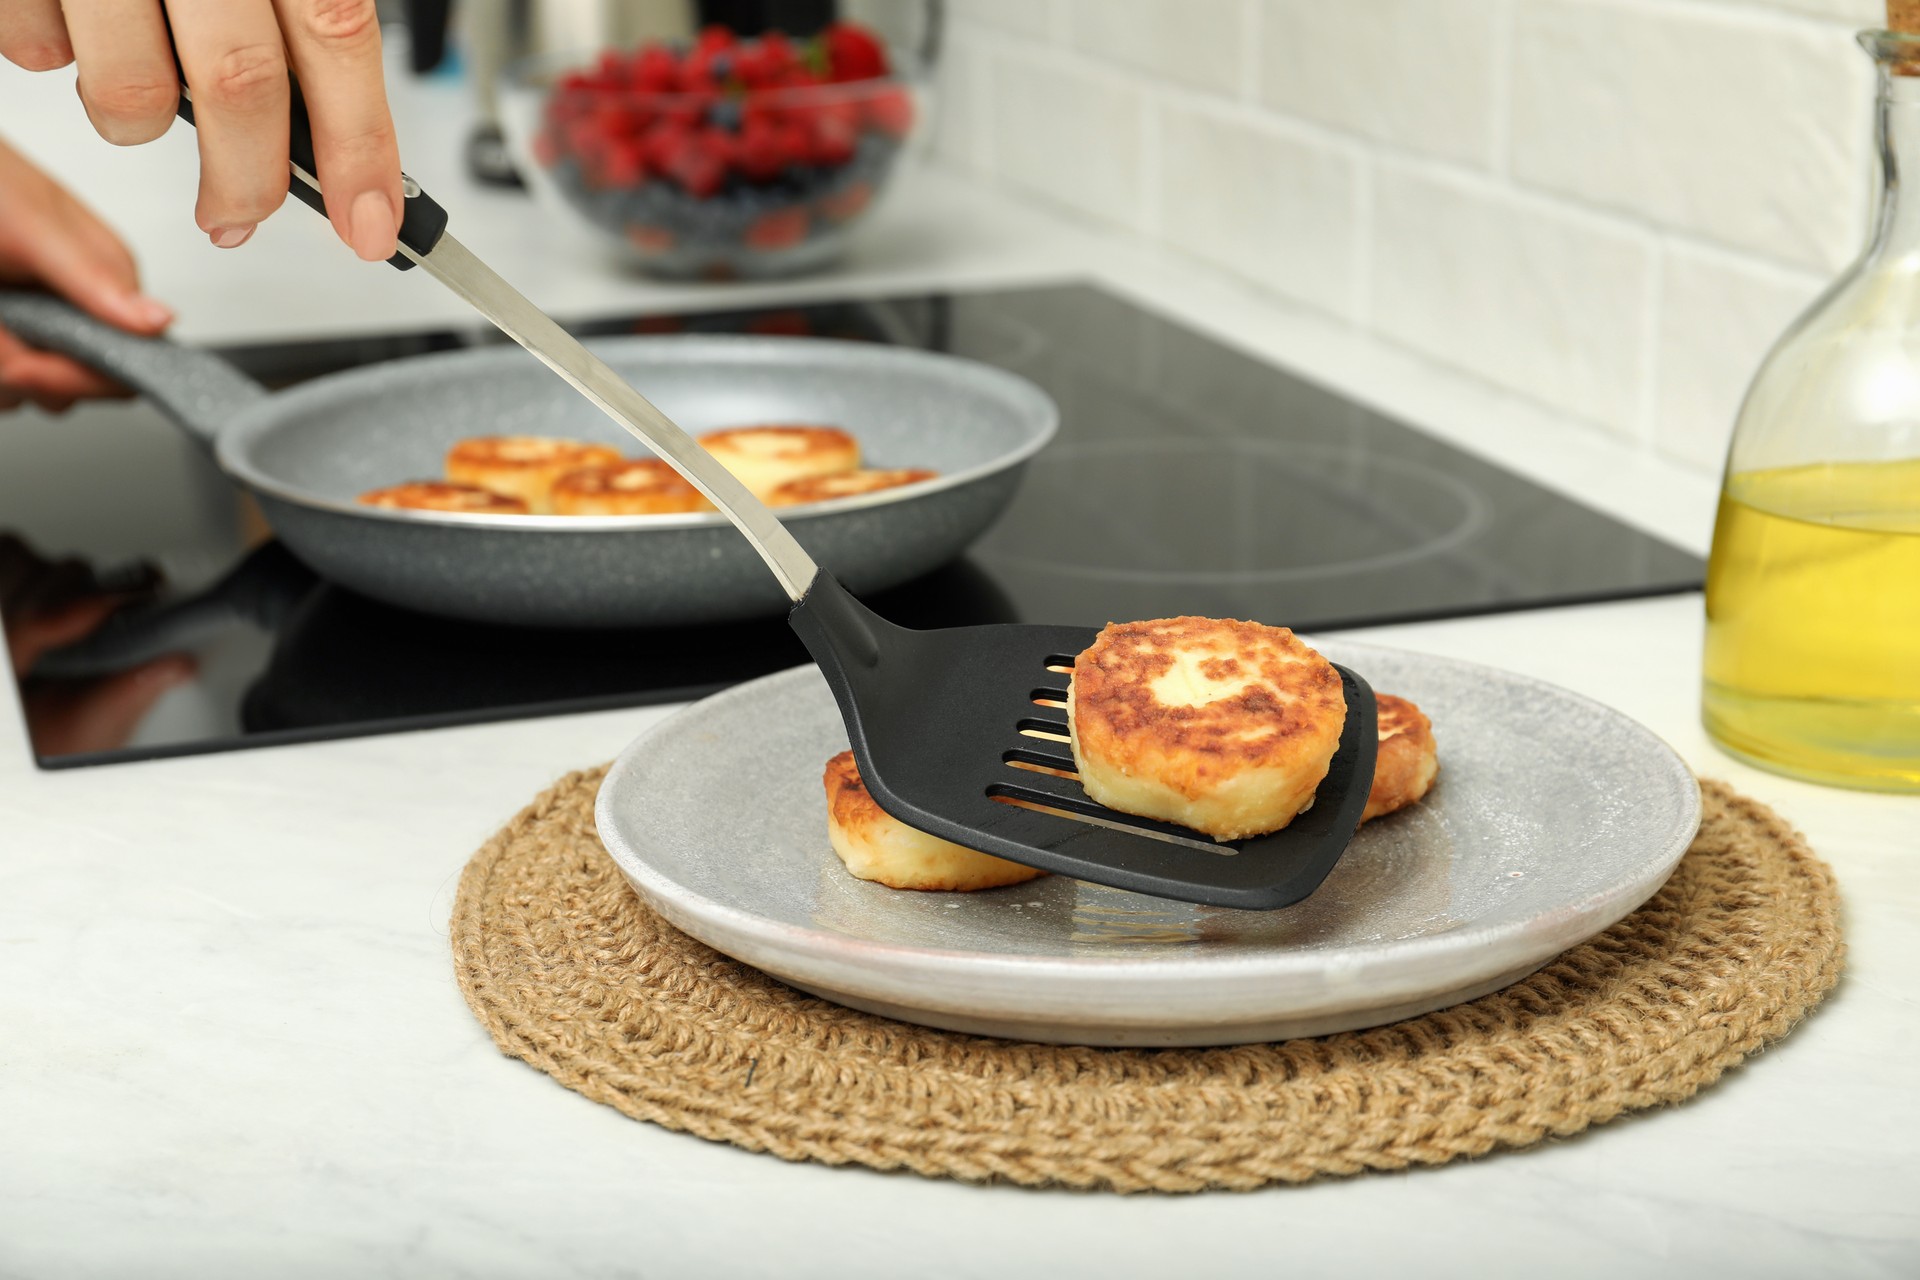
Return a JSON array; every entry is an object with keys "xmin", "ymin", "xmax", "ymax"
[{"xmin": 595, "ymin": 641, "xmax": 1701, "ymax": 1046}]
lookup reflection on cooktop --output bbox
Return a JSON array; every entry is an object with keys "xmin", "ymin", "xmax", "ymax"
[
  {"xmin": 10, "ymin": 282, "xmax": 1702, "ymax": 768},
  {"xmin": 240, "ymin": 551, "xmax": 1016, "ymax": 733}
]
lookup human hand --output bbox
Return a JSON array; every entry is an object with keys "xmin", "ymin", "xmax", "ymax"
[
  {"xmin": 0, "ymin": 138, "xmax": 173, "ymax": 412},
  {"xmin": 1, "ymin": 534, "xmax": 195, "ymax": 757},
  {"xmin": 0, "ymin": 1, "xmax": 403, "ymax": 261}
]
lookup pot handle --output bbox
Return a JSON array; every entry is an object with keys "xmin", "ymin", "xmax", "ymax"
[{"xmin": 0, "ymin": 291, "xmax": 267, "ymax": 449}]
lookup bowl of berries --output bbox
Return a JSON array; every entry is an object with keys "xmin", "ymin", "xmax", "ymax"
[{"xmin": 501, "ymin": 20, "xmax": 924, "ymax": 279}]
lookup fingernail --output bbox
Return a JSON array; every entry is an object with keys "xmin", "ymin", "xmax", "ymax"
[
  {"xmin": 210, "ymin": 225, "xmax": 255, "ymax": 249},
  {"xmin": 347, "ymin": 190, "xmax": 399, "ymax": 261},
  {"xmin": 132, "ymin": 296, "xmax": 173, "ymax": 329}
]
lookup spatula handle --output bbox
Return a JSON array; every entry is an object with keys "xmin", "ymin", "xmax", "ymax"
[{"xmin": 404, "ymin": 234, "xmax": 823, "ymax": 601}]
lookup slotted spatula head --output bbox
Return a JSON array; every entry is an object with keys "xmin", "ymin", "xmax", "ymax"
[{"xmin": 790, "ymin": 573, "xmax": 1379, "ymax": 910}]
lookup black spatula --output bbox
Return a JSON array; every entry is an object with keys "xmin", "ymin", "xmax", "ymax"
[{"xmin": 167, "ymin": 75, "xmax": 1378, "ymax": 910}]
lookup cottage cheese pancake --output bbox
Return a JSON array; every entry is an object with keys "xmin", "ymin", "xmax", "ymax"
[
  {"xmin": 444, "ymin": 436, "xmax": 623, "ymax": 512},
  {"xmin": 1068, "ymin": 617, "xmax": 1347, "ymax": 841},
  {"xmin": 357, "ymin": 481, "xmax": 530, "ymax": 514},
  {"xmin": 824, "ymin": 751, "xmax": 1045, "ymax": 892},
  {"xmin": 549, "ymin": 459, "xmax": 712, "ymax": 515},
  {"xmin": 699, "ymin": 425, "xmax": 859, "ymax": 499},
  {"xmin": 1364, "ymin": 694, "xmax": 1439, "ymax": 822},
  {"xmin": 768, "ymin": 467, "xmax": 937, "ymax": 507}
]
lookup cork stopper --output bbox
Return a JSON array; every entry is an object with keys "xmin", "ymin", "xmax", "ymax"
[{"xmin": 1889, "ymin": 3, "xmax": 1920, "ymax": 75}]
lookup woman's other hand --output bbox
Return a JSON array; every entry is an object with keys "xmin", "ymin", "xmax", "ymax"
[{"xmin": 0, "ymin": 138, "xmax": 172, "ymax": 412}]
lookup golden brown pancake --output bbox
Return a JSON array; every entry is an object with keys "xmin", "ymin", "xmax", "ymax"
[
  {"xmin": 444, "ymin": 436, "xmax": 623, "ymax": 512},
  {"xmin": 357, "ymin": 481, "xmax": 530, "ymax": 515},
  {"xmin": 698, "ymin": 424, "xmax": 859, "ymax": 499},
  {"xmin": 549, "ymin": 459, "xmax": 712, "ymax": 515},
  {"xmin": 1068, "ymin": 617, "xmax": 1346, "ymax": 841},
  {"xmin": 824, "ymin": 750, "xmax": 1045, "ymax": 892},
  {"xmin": 1363, "ymin": 693, "xmax": 1439, "ymax": 822},
  {"xmin": 767, "ymin": 467, "xmax": 938, "ymax": 507}
]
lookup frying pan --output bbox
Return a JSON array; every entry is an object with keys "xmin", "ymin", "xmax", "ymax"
[{"xmin": 0, "ymin": 293, "xmax": 1056, "ymax": 628}]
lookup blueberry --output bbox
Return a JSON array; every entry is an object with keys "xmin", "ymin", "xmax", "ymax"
[{"xmin": 710, "ymin": 99, "xmax": 743, "ymax": 131}]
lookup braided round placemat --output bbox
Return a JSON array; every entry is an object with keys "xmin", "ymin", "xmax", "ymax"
[{"xmin": 451, "ymin": 769, "xmax": 1842, "ymax": 1192}]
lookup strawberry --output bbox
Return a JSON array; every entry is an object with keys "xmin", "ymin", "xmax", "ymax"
[
  {"xmin": 823, "ymin": 22, "xmax": 887, "ymax": 82},
  {"xmin": 746, "ymin": 207, "xmax": 809, "ymax": 250}
]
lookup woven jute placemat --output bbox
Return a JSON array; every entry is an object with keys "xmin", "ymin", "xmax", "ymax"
[{"xmin": 450, "ymin": 770, "xmax": 1842, "ymax": 1192}]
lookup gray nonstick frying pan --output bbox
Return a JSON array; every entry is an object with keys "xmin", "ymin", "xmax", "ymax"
[{"xmin": 0, "ymin": 293, "xmax": 1056, "ymax": 628}]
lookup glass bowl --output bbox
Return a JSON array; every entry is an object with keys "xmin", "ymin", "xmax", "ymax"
[{"xmin": 499, "ymin": 27, "xmax": 927, "ymax": 280}]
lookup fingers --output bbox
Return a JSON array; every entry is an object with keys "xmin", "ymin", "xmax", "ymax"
[
  {"xmin": 16, "ymin": 195, "xmax": 174, "ymax": 335},
  {"xmin": 0, "ymin": 138, "xmax": 174, "ymax": 335},
  {"xmin": 0, "ymin": 0, "xmax": 73, "ymax": 70},
  {"xmin": 272, "ymin": 0, "xmax": 400, "ymax": 261},
  {"xmin": 5, "ymin": 594, "xmax": 123, "ymax": 672},
  {"xmin": 65, "ymin": 0, "xmax": 179, "ymax": 146},
  {"xmin": 22, "ymin": 653, "xmax": 198, "ymax": 756},
  {"xmin": 167, "ymin": 0, "xmax": 292, "ymax": 246},
  {"xmin": 0, "ymin": 327, "xmax": 130, "ymax": 409}
]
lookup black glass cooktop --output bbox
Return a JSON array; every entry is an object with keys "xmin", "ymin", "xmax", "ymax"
[{"xmin": 4, "ymin": 282, "xmax": 1701, "ymax": 767}]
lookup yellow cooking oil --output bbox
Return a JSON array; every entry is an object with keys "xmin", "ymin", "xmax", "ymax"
[{"xmin": 1702, "ymin": 458, "xmax": 1920, "ymax": 791}]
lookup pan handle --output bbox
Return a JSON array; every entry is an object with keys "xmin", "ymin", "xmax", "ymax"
[{"xmin": 0, "ymin": 291, "xmax": 266, "ymax": 450}]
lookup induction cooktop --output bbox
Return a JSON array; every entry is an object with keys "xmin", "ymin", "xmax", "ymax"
[{"xmin": 4, "ymin": 282, "xmax": 1701, "ymax": 767}]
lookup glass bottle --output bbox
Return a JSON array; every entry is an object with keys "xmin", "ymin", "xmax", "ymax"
[{"xmin": 1701, "ymin": 29, "xmax": 1920, "ymax": 793}]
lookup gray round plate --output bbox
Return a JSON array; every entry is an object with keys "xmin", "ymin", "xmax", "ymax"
[{"xmin": 595, "ymin": 640, "xmax": 1702, "ymax": 1047}]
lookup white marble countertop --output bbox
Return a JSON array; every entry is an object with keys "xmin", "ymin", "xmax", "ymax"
[{"xmin": 2, "ymin": 63, "xmax": 1916, "ymax": 1280}]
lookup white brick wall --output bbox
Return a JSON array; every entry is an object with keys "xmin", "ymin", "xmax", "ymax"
[{"xmin": 931, "ymin": 0, "xmax": 1872, "ymax": 473}]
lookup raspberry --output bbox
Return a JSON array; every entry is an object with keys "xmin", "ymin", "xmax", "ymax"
[
  {"xmin": 631, "ymin": 45, "xmax": 680, "ymax": 94},
  {"xmin": 642, "ymin": 121, "xmax": 692, "ymax": 172},
  {"xmin": 738, "ymin": 119, "xmax": 787, "ymax": 181},
  {"xmin": 863, "ymin": 86, "xmax": 914, "ymax": 139},
  {"xmin": 626, "ymin": 224, "xmax": 675, "ymax": 253},
  {"xmin": 745, "ymin": 207, "xmax": 809, "ymax": 250},
  {"xmin": 805, "ymin": 99, "xmax": 860, "ymax": 166},
  {"xmin": 819, "ymin": 180, "xmax": 873, "ymax": 223},
  {"xmin": 600, "ymin": 140, "xmax": 647, "ymax": 188}
]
